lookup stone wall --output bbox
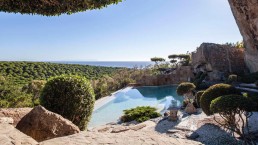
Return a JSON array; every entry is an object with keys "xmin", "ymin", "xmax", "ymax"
[
  {"xmin": 191, "ymin": 43, "xmax": 246, "ymax": 81},
  {"xmin": 228, "ymin": 0, "xmax": 258, "ymax": 73}
]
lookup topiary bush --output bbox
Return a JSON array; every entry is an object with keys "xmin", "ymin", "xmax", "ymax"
[
  {"xmin": 210, "ymin": 95, "xmax": 251, "ymax": 114},
  {"xmin": 200, "ymin": 84, "xmax": 240, "ymax": 115},
  {"xmin": 40, "ymin": 75, "xmax": 95, "ymax": 130},
  {"xmin": 120, "ymin": 106, "xmax": 161, "ymax": 123},
  {"xmin": 196, "ymin": 91, "xmax": 205, "ymax": 107},
  {"xmin": 210, "ymin": 95, "xmax": 254, "ymax": 144},
  {"xmin": 176, "ymin": 82, "xmax": 196, "ymax": 96},
  {"xmin": 244, "ymin": 93, "xmax": 258, "ymax": 111}
]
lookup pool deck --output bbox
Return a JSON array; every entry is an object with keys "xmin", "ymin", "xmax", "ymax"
[{"xmin": 93, "ymin": 87, "xmax": 133, "ymax": 111}]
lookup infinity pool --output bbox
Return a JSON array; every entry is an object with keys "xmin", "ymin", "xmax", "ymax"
[{"xmin": 88, "ymin": 85, "xmax": 183, "ymax": 127}]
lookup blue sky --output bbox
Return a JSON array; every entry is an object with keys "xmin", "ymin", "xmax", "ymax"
[{"xmin": 0, "ymin": 0, "xmax": 242, "ymax": 61}]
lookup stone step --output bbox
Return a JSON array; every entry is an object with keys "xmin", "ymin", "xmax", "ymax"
[
  {"xmin": 239, "ymin": 83, "xmax": 258, "ymax": 89},
  {"xmin": 236, "ymin": 87, "xmax": 258, "ymax": 93}
]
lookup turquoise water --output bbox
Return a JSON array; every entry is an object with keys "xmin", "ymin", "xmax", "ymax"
[{"xmin": 88, "ymin": 85, "xmax": 183, "ymax": 127}]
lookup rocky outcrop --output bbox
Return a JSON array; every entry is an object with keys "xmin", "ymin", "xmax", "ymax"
[
  {"xmin": 137, "ymin": 66, "xmax": 192, "ymax": 86},
  {"xmin": 0, "ymin": 108, "xmax": 32, "ymax": 126},
  {"xmin": 191, "ymin": 43, "xmax": 246, "ymax": 81},
  {"xmin": 228, "ymin": 0, "xmax": 258, "ymax": 73},
  {"xmin": 16, "ymin": 105, "xmax": 80, "ymax": 142},
  {"xmin": 0, "ymin": 123, "xmax": 38, "ymax": 145}
]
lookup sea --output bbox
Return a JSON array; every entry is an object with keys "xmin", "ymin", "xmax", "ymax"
[{"xmin": 52, "ymin": 61, "xmax": 155, "ymax": 68}]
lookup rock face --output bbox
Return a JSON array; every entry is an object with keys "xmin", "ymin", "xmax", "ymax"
[
  {"xmin": 0, "ymin": 108, "xmax": 32, "ymax": 126},
  {"xmin": 16, "ymin": 105, "xmax": 80, "ymax": 142},
  {"xmin": 137, "ymin": 66, "xmax": 192, "ymax": 86},
  {"xmin": 228, "ymin": 0, "xmax": 258, "ymax": 73},
  {"xmin": 191, "ymin": 43, "xmax": 246, "ymax": 81},
  {"xmin": 0, "ymin": 123, "xmax": 38, "ymax": 145}
]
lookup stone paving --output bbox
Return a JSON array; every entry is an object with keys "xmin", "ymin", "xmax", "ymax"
[
  {"xmin": 0, "ymin": 123, "xmax": 38, "ymax": 145},
  {"xmin": 40, "ymin": 129, "xmax": 202, "ymax": 145}
]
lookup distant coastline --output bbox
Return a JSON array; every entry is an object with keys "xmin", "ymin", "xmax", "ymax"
[{"xmin": 51, "ymin": 61, "xmax": 155, "ymax": 68}]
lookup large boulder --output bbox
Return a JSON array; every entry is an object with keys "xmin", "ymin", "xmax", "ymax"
[
  {"xmin": 16, "ymin": 105, "xmax": 80, "ymax": 142},
  {"xmin": 0, "ymin": 123, "xmax": 38, "ymax": 145},
  {"xmin": 191, "ymin": 43, "xmax": 246, "ymax": 81},
  {"xmin": 228, "ymin": 0, "xmax": 258, "ymax": 73},
  {"xmin": 0, "ymin": 108, "xmax": 32, "ymax": 126}
]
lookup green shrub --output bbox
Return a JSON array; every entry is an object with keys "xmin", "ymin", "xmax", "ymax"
[
  {"xmin": 120, "ymin": 106, "xmax": 161, "ymax": 123},
  {"xmin": 200, "ymin": 84, "xmax": 240, "ymax": 115},
  {"xmin": 227, "ymin": 74, "xmax": 238, "ymax": 84},
  {"xmin": 196, "ymin": 91, "xmax": 205, "ymax": 107},
  {"xmin": 193, "ymin": 72, "xmax": 207, "ymax": 89},
  {"xmin": 240, "ymin": 72, "xmax": 258, "ymax": 83},
  {"xmin": 24, "ymin": 80, "xmax": 46, "ymax": 106},
  {"xmin": 0, "ymin": 77, "xmax": 33, "ymax": 108},
  {"xmin": 210, "ymin": 95, "xmax": 251, "ymax": 113},
  {"xmin": 176, "ymin": 82, "xmax": 196, "ymax": 96},
  {"xmin": 40, "ymin": 75, "xmax": 95, "ymax": 130},
  {"xmin": 210, "ymin": 95, "xmax": 254, "ymax": 144},
  {"xmin": 244, "ymin": 93, "xmax": 258, "ymax": 111}
]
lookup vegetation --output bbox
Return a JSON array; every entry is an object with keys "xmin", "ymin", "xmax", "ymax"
[
  {"xmin": 0, "ymin": 62, "xmax": 156, "ymax": 108},
  {"xmin": 176, "ymin": 82, "xmax": 196, "ymax": 96},
  {"xmin": 0, "ymin": 76, "xmax": 33, "ymax": 108},
  {"xmin": 168, "ymin": 54, "xmax": 190, "ymax": 66},
  {"xmin": 92, "ymin": 67, "xmax": 153, "ymax": 100},
  {"xmin": 200, "ymin": 84, "xmax": 240, "ymax": 115},
  {"xmin": 240, "ymin": 71, "xmax": 258, "ymax": 83},
  {"xmin": 210, "ymin": 95, "xmax": 254, "ymax": 144},
  {"xmin": 23, "ymin": 80, "xmax": 46, "ymax": 106},
  {"xmin": 192, "ymin": 72, "xmax": 208, "ymax": 90},
  {"xmin": 40, "ymin": 75, "xmax": 95, "ymax": 130},
  {"xmin": 244, "ymin": 93, "xmax": 258, "ymax": 111},
  {"xmin": 150, "ymin": 57, "xmax": 166, "ymax": 67},
  {"xmin": 0, "ymin": 61, "xmax": 118, "ymax": 85},
  {"xmin": 120, "ymin": 106, "xmax": 161, "ymax": 123},
  {"xmin": 196, "ymin": 91, "xmax": 205, "ymax": 108},
  {"xmin": 222, "ymin": 41, "xmax": 244, "ymax": 48},
  {"xmin": 0, "ymin": 0, "xmax": 123, "ymax": 16}
]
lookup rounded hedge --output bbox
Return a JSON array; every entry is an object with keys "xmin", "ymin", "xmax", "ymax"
[
  {"xmin": 0, "ymin": 0, "xmax": 122, "ymax": 16},
  {"xmin": 40, "ymin": 75, "xmax": 95, "ymax": 130},
  {"xmin": 200, "ymin": 84, "xmax": 240, "ymax": 115},
  {"xmin": 245, "ymin": 93, "xmax": 258, "ymax": 111},
  {"xmin": 210, "ymin": 95, "xmax": 251, "ymax": 114},
  {"xmin": 176, "ymin": 82, "xmax": 196, "ymax": 96},
  {"xmin": 196, "ymin": 91, "xmax": 205, "ymax": 107}
]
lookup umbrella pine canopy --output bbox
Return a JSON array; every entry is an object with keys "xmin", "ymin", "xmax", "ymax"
[{"xmin": 0, "ymin": 0, "xmax": 122, "ymax": 16}]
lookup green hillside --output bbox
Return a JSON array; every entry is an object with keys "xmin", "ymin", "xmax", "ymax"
[{"xmin": 0, "ymin": 61, "xmax": 119, "ymax": 85}]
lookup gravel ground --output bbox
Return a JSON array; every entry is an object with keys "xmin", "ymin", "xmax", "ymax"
[{"xmin": 149, "ymin": 110, "xmax": 258, "ymax": 145}]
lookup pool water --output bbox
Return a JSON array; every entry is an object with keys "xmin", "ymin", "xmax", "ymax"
[{"xmin": 88, "ymin": 85, "xmax": 183, "ymax": 127}]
